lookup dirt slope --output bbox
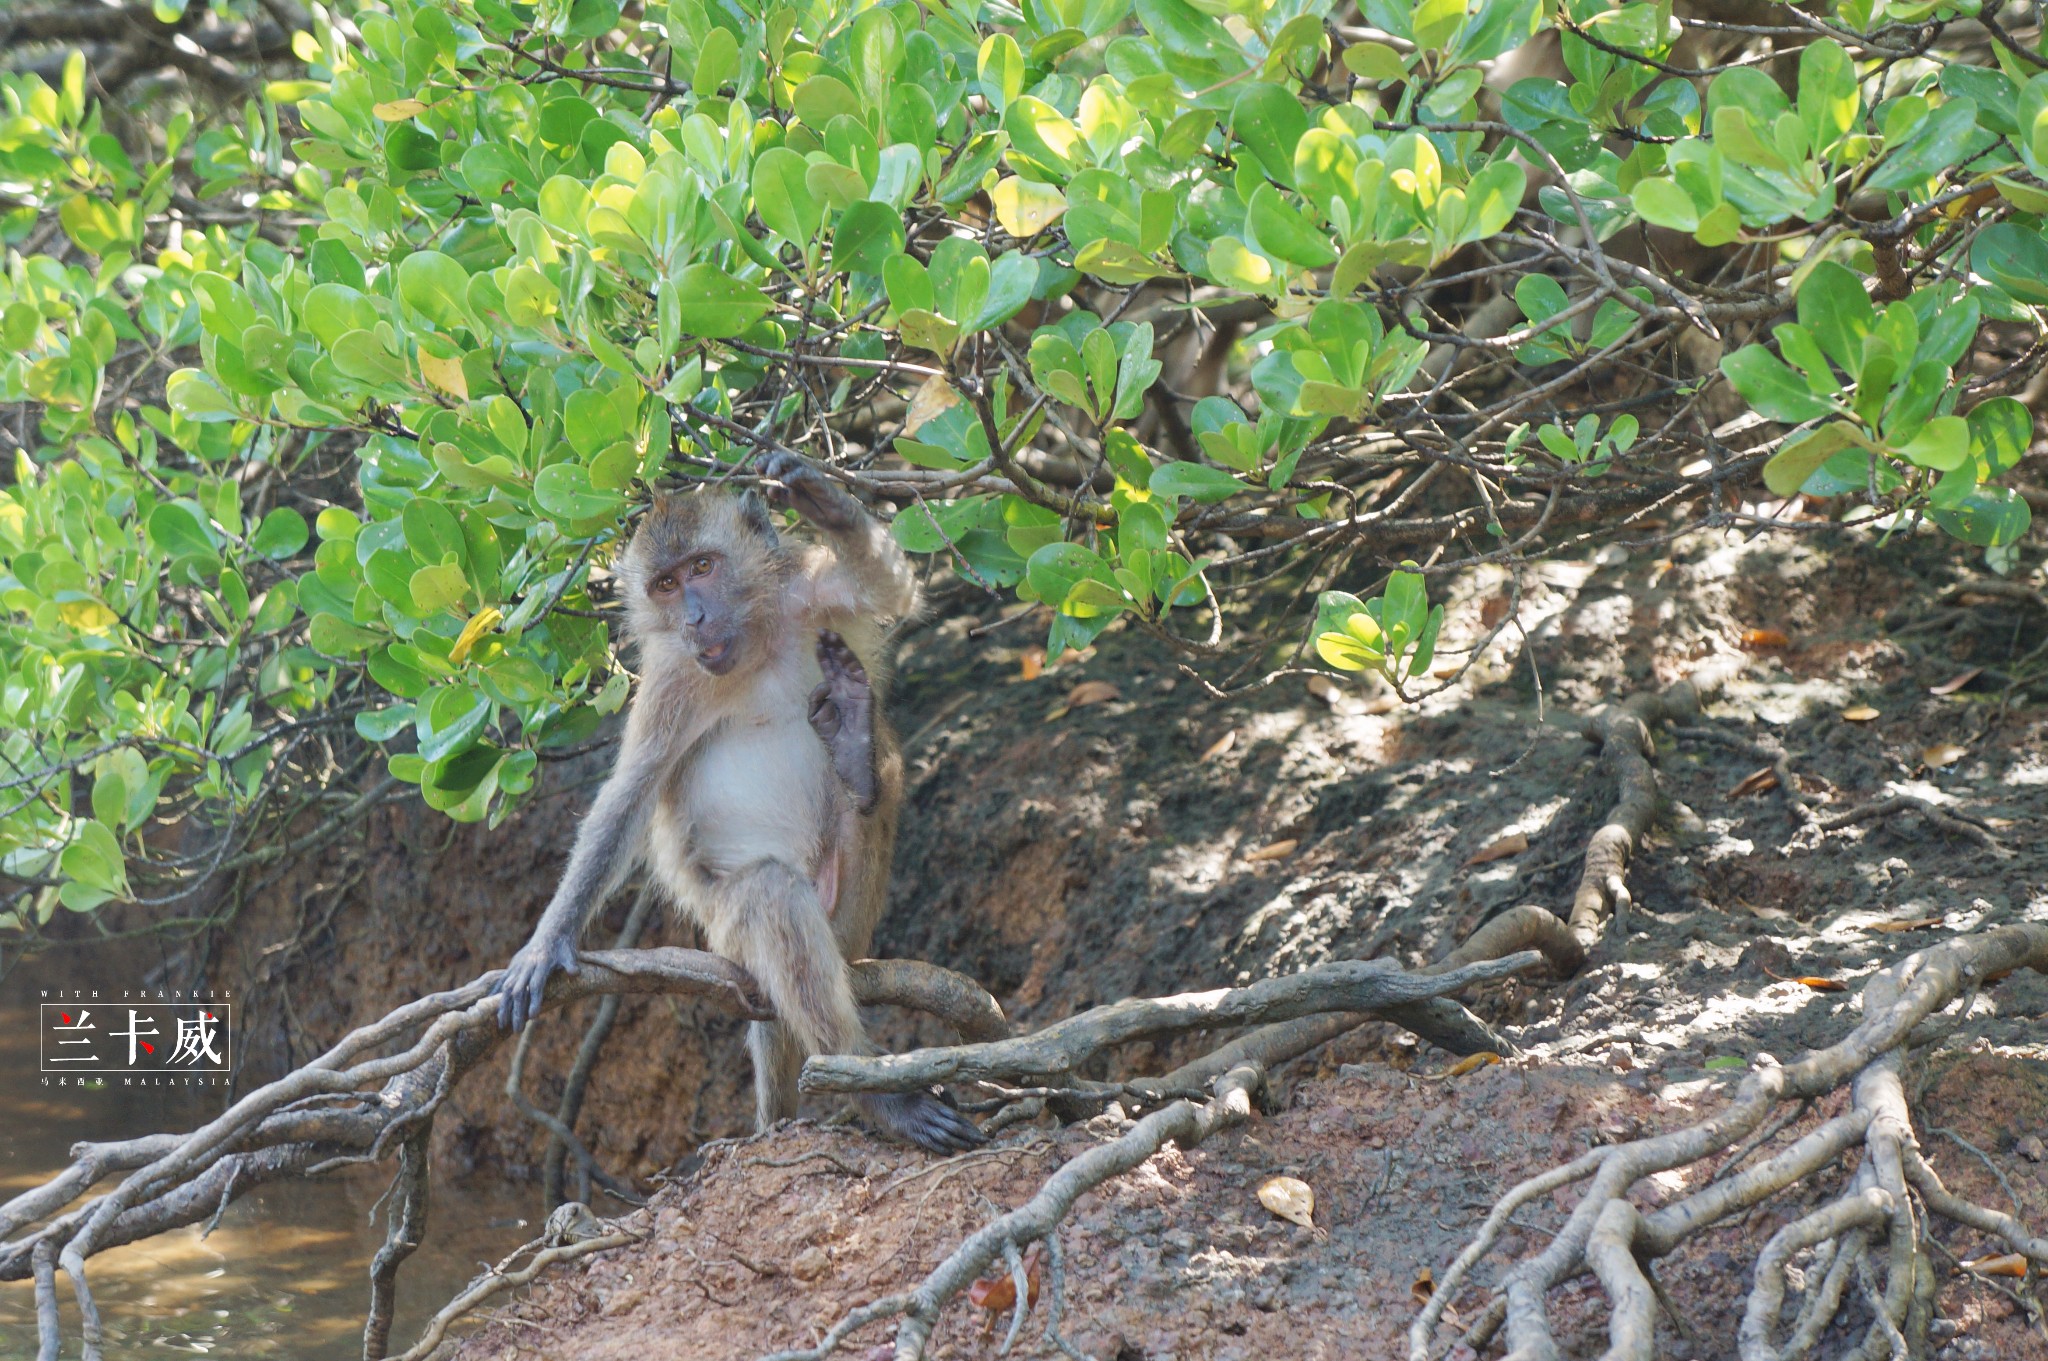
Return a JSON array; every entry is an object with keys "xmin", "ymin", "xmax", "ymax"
[{"xmin": 435, "ymin": 524, "xmax": 2048, "ymax": 1359}]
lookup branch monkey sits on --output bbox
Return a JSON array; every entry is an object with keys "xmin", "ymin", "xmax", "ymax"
[{"xmin": 493, "ymin": 451, "xmax": 983, "ymax": 1153}]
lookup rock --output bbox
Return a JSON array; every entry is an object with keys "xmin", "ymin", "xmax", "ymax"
[
  {"xmin": 2016, "ymin": 1134, "xmax": 2045, "ymax": 1163},
  {"xmin": 788, "ymin": 1246, "xmax": 831, "ymax": 1281}
]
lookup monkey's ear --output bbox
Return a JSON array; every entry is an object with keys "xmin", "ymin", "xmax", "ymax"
[{"xmin": 736, "ymin": 488, "xmax": 779, "ymax": 543}]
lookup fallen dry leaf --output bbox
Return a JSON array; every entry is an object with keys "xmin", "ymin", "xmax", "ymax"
[
  {"xmin": 1244, "ymin": 839, "xmax": 1299, "ymax": 862},
  {"xmin": 1257, "ymin": 1176, "xmax": 1315, "ymax": 1229},
  {"xmin": 1841, "ymin": 705, "xmax": 1880, "ymax": 722},
  {"xmin": 1921, "ymin": 742, "xmax": 1969, "ymax": 768},
  {"xmin": 1304, "ymin": 674, "xmax": 1342, "ymax": 705},
  {"xmin": 1867, "ymin": 916, "xmax": 1946, "ymax": 933},
  {"xmin": 1742, "ymin": 627, "xmax": 1791, "ymax": 649},
  {"xmin": 1961, "ymin": 1252, "xmax": 2029, "ymax": 1278},
  {"xmin": 1436, "ymin": 1052, "xmax": 1503, "ymax": 1079},
  {"xmin": 1761, "ymin": 964, "xmax": 1847, "ymax": 992},
  {"xmin": 1201, "ymin": 729, "xmax": 1238, "ymax": 762},
  {"xmin": 1479, "ymin": 594, "xmax": 1511, "ymax": 628},
  {"xmin": 1929, "ymin": 667, "xmax": 1984, "ymax": 696},
  {"xmin": 1411, "ymin": 1267, "xmax": 1435, "ymax": 1304},
  {"xmin": 1019, "ymin": 648, "xmax": 1044, "ymax": 682},
  {"xmin": 1727, "ymin": 766, "xmax": 1780, "ymax": 798},
  {"xmin": 904, "ymin": 372, "xmax": 962, "ymax": 437},
  {"xmin": 967, "ymin": 1243, "xmax": 1043, "ymax": 1322},
  {"xmin": 1067, "ymin": 680, "xmax": 1122, "ymax": 708},
  {"xmin": 1465, "ymin": 832, "xmax": 1528, "ymax": 866}
]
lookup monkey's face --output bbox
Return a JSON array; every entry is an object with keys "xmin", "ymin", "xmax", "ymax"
[
  {"xmin": 647, "ymin": 550, "xmax": 744, "ymax": 674},
  {"xmin": 623, "ymin": 490, "xmax": 785, "ymax": 677}
]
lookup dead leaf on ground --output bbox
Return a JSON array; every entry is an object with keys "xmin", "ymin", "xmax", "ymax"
[
  {"xmin": 1921, "ymin": 742, "xmax": 1969, "ymax": 768},
  {"xmin": 1742, "ymin": 627, "xmax": 1792, "ymax": 649},
  {"xmin": 1727, "ymin": 766, "xmax": 1780, "ymax": 798},
  {"xmin": 1411, "ymin": 1267, "xmax": 1435, "ymax": 1303},
  {"xmin": 1479, "ymin": 594, "xmax": 1511, "ymax": 627},
  {"xmin": 1244, "ymin": 839, "xmax": 1298, "ymax": 862},
  {"xmin": 1465, "ymin": 833, "xmax": 1528, "ymax": 865},
  {"xmin": 1304, "ymin": 674, "xmax": 1343, "ymax": 707},
  {"xmin": 1867, "ymin": 916, "xmax": 1946, "ymax": 933},
  {"xmin": 1961, "ymin": 1253, "xmax": 2029, "ymax": 1278},
  {"xmin": 967, "ymin": 1243, "xmax": 1043, "ymax": 1324},
  {"xmin": 1760, "ymin": 964, "xmax": 1846, "ymax": 992},
  {"xmin": 1446, "ymin": 1052, "xmax": 1503, "ymax": 1078},
  {"xmin": 1842, "ymin": 705, "xmax": 1880, "ymax": 722},
  {"xmin": 1929, "ymin": 667, "xmax": 1983, "ymax": 696},
  {"xmin": 1067, "ymin": 680, "xmax": 1121, "ymax": 707},
  {"xmin": 1257, "ymin": 1176, "xmax": 1315, "ymax": 1229},
  {"xmin": 1201, "ymin": 729, "xmax": 1238, "ymax": 762},
  {"xmin": 1044, "ymin": 680, "xmax": 1122, "ymax": 722},
  {"xmin": 1019, "ymin": 648, "xmax": 1044, "ymax": 682}
]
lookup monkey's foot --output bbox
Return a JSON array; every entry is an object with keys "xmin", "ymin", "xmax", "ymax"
[
  {"xmin": 759, "ymin": 450, "xmax": 859, "ymax": 530},
  {"xmin": 859, "ymin": 1090, "xmax": 986, "ymax": 1154},
  {"xmin": 810, "ymin": 629, "xmax": 878, "ymax": 815}
]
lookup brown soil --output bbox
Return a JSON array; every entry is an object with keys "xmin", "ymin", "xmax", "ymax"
[
  {"xmin": 46, "ymin": 522, "xmax": 2048, "ymax": 1359},
  {"xmin": 432, "ymin": 524, "xmax": 2048, "ymax": 1360}
]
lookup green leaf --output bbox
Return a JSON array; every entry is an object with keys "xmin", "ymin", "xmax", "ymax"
[
  {"xmin": 1763, "ymin": 421, "xmax": 1861, "ymax": 497},
  {"xmin": 1246, "ymin": 185, "xmax": 1337, "ymax": 267},
  {"xmin": 166, "ymin": 369, "xmax": 240, "ymax": 422},
  {"xmin": 1899, "ymin": 415, "xmax": 1969, "ymax": 471},
  {"xmin": 1971, "ymin": 224, "xmax": 2048, "ymax": 307},
  {"xmin": 832, "ymin": 200, "xmax": 905, "ymax": 275},
  {"xmin": 250, "ymin": 508, "xmax": 310, "ymax": 560},
  {"xmin": 1232, "ymin": 83, "xmax": 1309, "ymax": 188},
  {"xmin": 416, "ymin": 685, "xmax": 491, "ymax": 763},
  {"xmin": 1930, "ymin": 486, "xmax": 2032, "ymax": 547},
  {"xmin": 1966, "ymin": 396, "xmax": 2033, "ymax": 479},
  {"xmin": 1149, "ymin": 462, "xmax": 1246, "ymax": 501},
  {"xmin": 752, "ymin": 147, "xmax": 822, "ymax": 245},
  {"xmin": 397, "ymin": 250, "xmax": 475, "ymax": 332},
  {"xmin": 534, "ymin": 464, "xmax": 628, "ymax": 522},
  {"xmin": 1720, "ymin": 346, "xmax": 1834, "ymax": 424},
  {"xmin": 669, "ymin": 264, "xmax": 773, "ymax": 338},
  {"xmin": 1866, "ymin": 98, "xmax": 1977, "ymax": 192}
]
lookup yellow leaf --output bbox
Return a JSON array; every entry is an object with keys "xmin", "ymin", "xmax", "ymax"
[
  {"xmin": 1841, "ymin": 705, "xmax": 1879, "ymax": 722},
  {"xmin": 1067, "ymin": 680, "xmax": 1121, "ymax": 708},
  {"xmin": 1921, "ymin": 743, "xmax": 1968, "ymax": 769},
  {"xmin": 374, "ymin": 99, "xmax": 430, "ymax": 121},
  {"xmin": 1256, "ymin": 1176, "xmax": 1315, "ymax": 1229},
  {"xmin": 1438, "ymin": 1052, "xmax": 1502, "ymax": 1079},
  {"xmin": 419, "ymin": 351, "xmax": 469, "ymax": 400},
  {"xmin": 1961, "ymin": 1252, "xmax": 2029, "ymax": 1277},
  {"xmin": 1244, "ymin": 838, "xmax": 1297, "ymax": 862},
  {"xmin": 1465, "ymin": 833, "xmax": 1527, "ymax": 865},
  {"xmin": 904, "ymin": 372, "xmax": 961, "ymax": 436},
  {"xmin": 1200, "ymin": 729, "xmax": 1237, "ymax": 762},
  {"xmin": 990, "ymin": 177, "xmax": 1068, "ymax": 238},
  {"xmin": 1020, "ymin": 647, "xmax": 1044, "ymax": 681},
  {"xmin": 449, "ymin": 606, "xmax": 503, "ymax": 665}
]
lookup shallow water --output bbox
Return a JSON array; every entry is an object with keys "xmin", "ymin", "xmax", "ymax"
[{"xmin": 0, "ymin": 1001, "xmax": 537, "ymax": 1360}]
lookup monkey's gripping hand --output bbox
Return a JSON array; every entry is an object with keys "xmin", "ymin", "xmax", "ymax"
[
  {"xmin": 860, "ymin": 1089, "xmax": 987, "ymax": 1154},
  {"xmin": 809, "ymin": 629, "xmax": 878, "ymax": 815},
  {"xmin": 493, "ymin": 925, "xmax": 580, "ymax": 1032},
  {"xmin": 759, "ymin": 450, "xmax": 859, "ymax": 531}
]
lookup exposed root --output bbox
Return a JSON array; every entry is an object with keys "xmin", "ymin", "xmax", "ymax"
[
  {"xmin": 760, "ymin": 1065, "xmax": 1266, "ymax": 1361},
  {"xmin": 391, "ymin": 1212, "xmax": 643, "ymax": 1361},
  {"xmin": 800, "ymin": 950, "xmax": 1543, "ymax": 1096},
  {"xmin": 1670, "ymin": 721, "xmax": 1820, "ymax": 840},
  {"xmin": 1814, "ymin": 793, "xmax": 2012, "ymax": 857},
  {"xmin": 0, "ymin": 948, "xmax": 1003, "ymax": 1361},
  {"xmin": 1436, "ymin": 667, "xmax": 1735, "ymax": 977},
  {"xmin": 1410, "ymin": 923, "xmax": 2048, "ymax": 1361}
]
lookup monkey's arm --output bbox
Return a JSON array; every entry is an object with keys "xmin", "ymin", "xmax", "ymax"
[
  {"xmin": 759, "ymin": 451, "xmax": 918, "ymax": 621},
  {"xmin": 493, "ymin": 729, "xmax": 666, "ymax": 1031}
]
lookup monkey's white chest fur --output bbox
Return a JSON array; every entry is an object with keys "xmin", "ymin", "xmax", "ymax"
[{"xmin": 644, "ymin": 652, "xmax": 838, "ymax": 926}]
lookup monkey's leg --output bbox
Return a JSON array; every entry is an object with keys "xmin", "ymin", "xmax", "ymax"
[
  {"xmin": 808, "ymin": 630, "xmax": 878, "ymax": 815},
  {"xmin": 708, "ymin": 860, "xmax": 983, "ymax": 1153},
  {"xmin": 747, "ymin": 1020, "xmax": 805, "ymax": 1130}
]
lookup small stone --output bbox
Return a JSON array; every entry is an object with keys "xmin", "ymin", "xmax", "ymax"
[
  {"xmin": 1606, "ymin": 1043, "xmax": 1635, "ymax": 1073},
  {"xmin": 2017, "ymin": 1134, "xmax": 2046, "ymax": 1163},
  {"xmin": 789, "ymin": 1246, "xmax": 831, "ymax": 1281}
]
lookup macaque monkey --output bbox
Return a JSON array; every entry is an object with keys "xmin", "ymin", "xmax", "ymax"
[{"xmin": 493, "ymin": 452, "xmax": 982, "ymax": 1153}]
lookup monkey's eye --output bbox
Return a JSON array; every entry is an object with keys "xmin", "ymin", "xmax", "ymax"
[
  {"xmin": 651, "ymin": 573, "xmax": 678, "ymax": 595},
  {"xmin": 687, "ymin": 555, "xmax": 715, "ymax": 578}
]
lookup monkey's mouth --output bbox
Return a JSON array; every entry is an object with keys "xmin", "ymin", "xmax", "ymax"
[{"xmin": 697, "ymin": 639, "xmax": 736, "ymax": 674}]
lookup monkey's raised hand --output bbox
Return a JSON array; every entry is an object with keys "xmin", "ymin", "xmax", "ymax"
[
  {"xmin": 493, "ymin": 925, "xmax": 579, "ymax": 1032},
  {"xmin": 809, "ymin": 630, "xmax": 878, "ymax": 815},
  {"xmin": 758, "ymin": 450, "xmax": 858, "ymax": 531}
]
